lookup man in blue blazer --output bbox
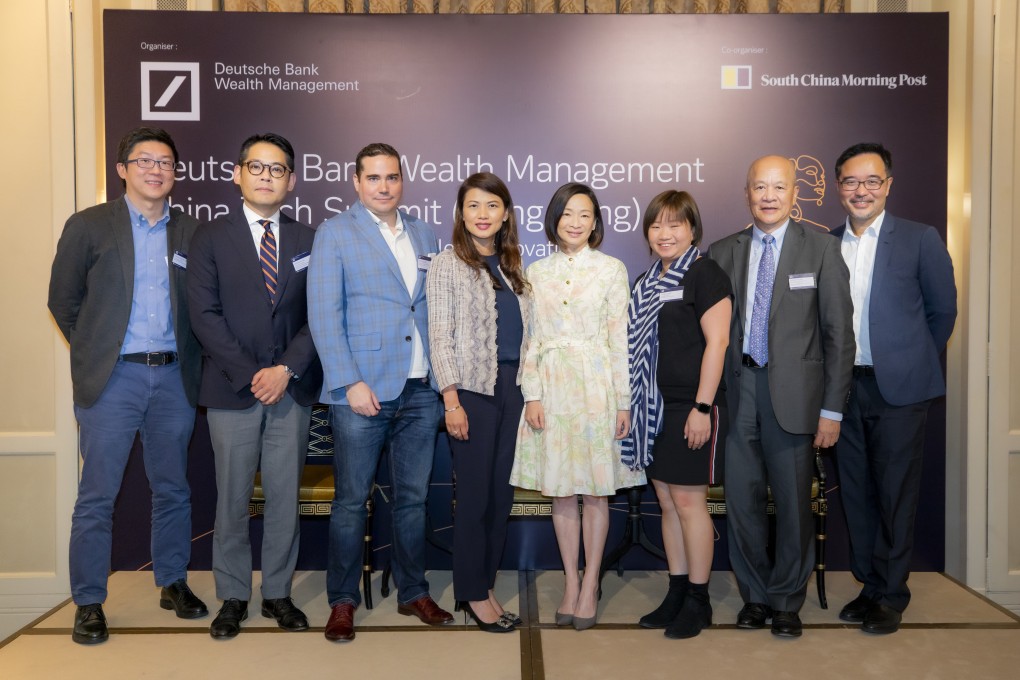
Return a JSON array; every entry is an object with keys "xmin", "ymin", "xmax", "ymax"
[
  {"xmin": 831, "ymin": 143, "xmax": 957, "ymax": 634},
  {"xmin": 188, "ymin": 133, "xmax": 322, "ymax": 639},
  {"xmin": 708, "ymin": 155, "xmax": 855, "ymax": 638},
  {"xmin": 308, "ymin": 142, "xmax": 451, "ymax": 642},
  {"xmin": 48, "ymin": 127, "xmax": 208, "ymax": 645}
]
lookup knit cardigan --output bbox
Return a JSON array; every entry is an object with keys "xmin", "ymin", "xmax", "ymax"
[{"xmin": 426, "ymin": 249, "xmax": 532, "ymax": 395}]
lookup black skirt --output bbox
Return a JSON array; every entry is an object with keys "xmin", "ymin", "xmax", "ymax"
[{"xmin": 646, "ymin": 400, "xmax": 726, "ymax": 486}]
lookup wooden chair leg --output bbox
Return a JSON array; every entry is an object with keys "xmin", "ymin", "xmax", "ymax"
[
  {"xmin": 363, "ymin": 498, "xmax": 374, "ymax": 610},
  {"xmin": 814, "ymin": 449, "xmax": 828, "ymax": 609}
]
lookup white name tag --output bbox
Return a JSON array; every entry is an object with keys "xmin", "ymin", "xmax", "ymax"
[
  {"xmin": 171, "ymin": 251, "xmax": 188, "ymax": 269},
  {"xmin": 789, "ymin": 273, "xmax": 815, "ymax": 290},
  {"xmin": 659, "ymin": 288, "xmax": 684, "ymax": 302},
  {"xmin": 417, "ymin": 254, "xmax": 434, "ymax": 271},
  {"xmin": 292, "ymin": 251, "xmax": 310, "ymax": 272}
]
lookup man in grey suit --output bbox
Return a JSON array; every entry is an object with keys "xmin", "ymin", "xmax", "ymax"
[
  {"xmin": 831, "ymin": 143, "xmax": 956, "ymax": 635},
  {"xmin": 187, "ymin": 132, "xmax": 322, "ymax": 639},
  {"xmin": 708, "ymin": 155, "xmax": 854, "ymax": 638},
  {"xmin": 48, "ymin": 127, "xmax": 208, "ymax": 645},
  {"xmin": 308, "ymin": 142, "xmax": 451, "ymax": 643}
]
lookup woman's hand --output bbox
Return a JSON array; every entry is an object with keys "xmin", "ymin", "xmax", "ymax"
[
  {"xmin": 684, "ymin": 409, "xmax": 711, "ymax": 449},
  {"xmin": 525, "ymin": 401, "xmax": 545, "ymax": 430},
  {"xmin": 615, "ymin": 410, "xmax": 631, "ymax": 440},
  {"xmin": 445, "ymin": 405, "xmax": 469, "ymax": 441}
]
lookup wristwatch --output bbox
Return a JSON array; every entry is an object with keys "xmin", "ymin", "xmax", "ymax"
[{"xmin": 694, "ymin": 401, "xmax": 712, "ymax": 414}]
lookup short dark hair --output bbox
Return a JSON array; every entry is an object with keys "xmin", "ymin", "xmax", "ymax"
[
  {"xmin": 355, "ymin": 142, "xmax": 401, "ymax": 177},
  {"xmin": 543, "ymin": 183, "xmax": 605, "ymax": 250},
  {"xmin": 641, "ymin": 190, "xmax": 704, "ymax": 247},
  {"xmin": 238, "ymin": 132, "xmax": 295, "ymax": 170},
  {"xmin": 835, "ymin": 142, "xmax": 893, "ymax": 178},
  {"xmin": 116, "ymin": 127, "xmax": 179, "ymax": 188}
]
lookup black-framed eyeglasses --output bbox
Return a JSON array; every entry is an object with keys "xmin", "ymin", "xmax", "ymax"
[
  {"xmin": 838, "ymin": 176, "xmax": 891, "ymax": 191},
  {"xmin": 243, "ymin": 160, "xmax": 291, "ymax": 178},
  {"xmin": 124, "ymin": 157, "xmax": 175, "ymax": 171}
]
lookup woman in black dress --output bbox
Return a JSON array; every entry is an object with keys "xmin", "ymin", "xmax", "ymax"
[{"xmin": 625, "ymin": 190, "xmax": 732, "ymax": 638}]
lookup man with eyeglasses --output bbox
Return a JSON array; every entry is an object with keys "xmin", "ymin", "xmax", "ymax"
[
  {"xmin": 187, "ymin": 132, "xmax": 322, "ymax": 639},
  {"xmin": 831, "ymin": 143, "xmax": 956, "ymax": 635},
  {"xmin": 48, "ymin": 127, "xmax": 208, "ymax": 645}
]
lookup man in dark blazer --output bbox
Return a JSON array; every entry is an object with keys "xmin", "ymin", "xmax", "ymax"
[
  {"xmin": 308, "ymin": 142, "xmax": 451, "ymax": 643},
  {"xmin": 708, "ymin": 155, "xmax": 855, "ymax": 638},
  {"xmin": 187, "ymin": 133, "xmax": 322, "ymax": 639},
  {"xmin": 831, "ymin": 143, "xmax": 957, "ymax": 635},
  {"xmin": 48, "ymin": 127, "xmax": 208, "ymax": 645}
]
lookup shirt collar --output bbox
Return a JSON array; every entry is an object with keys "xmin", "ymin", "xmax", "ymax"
[
  {"xmin": 752, "ymin": 219, "xmax": 789, "ymax": 247},
  {"xmin": 365, "ymin": 205, "xmax": 404, "ymax": 235},
  {"xmin": 843, "ymin": 210, "xmax": 886, "ymax": 240},
  {"xmin": 242, "ymin": 202, "xmax": 281, "ymax": 229},
  {"xmin": 123, "ymin": 195, "xmax": 169, "ymax": 229}
]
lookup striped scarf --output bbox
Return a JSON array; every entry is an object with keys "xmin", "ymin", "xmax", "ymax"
[{"xmin": 621, "ymin": 245, "xmax": 699, "ymax": 471}]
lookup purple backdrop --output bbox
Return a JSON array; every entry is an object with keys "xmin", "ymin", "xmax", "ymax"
[{"xmin": 102, "ymin": 10, "xmax": 949, "ymax": 576}]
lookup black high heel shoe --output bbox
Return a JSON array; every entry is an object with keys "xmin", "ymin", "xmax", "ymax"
[{"xmin": 462, "ymin": 601, "xmax": 515, "ymax": 633}]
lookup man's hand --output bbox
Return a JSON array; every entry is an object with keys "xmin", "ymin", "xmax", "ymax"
[
  {"xmin": 251, "ymin": 365, "xmax": 290, "ymax": 405},
  {"xmin": 346, "ymin": 381, "xmax": 381, "ymax": 416},
  {"xmin": 813, "ymin": 416, "xmax": 841, "ymax": 449}
]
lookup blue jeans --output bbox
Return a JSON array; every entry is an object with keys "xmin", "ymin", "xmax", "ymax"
[
  {"xmin": 70, "ymin": 359, "xmax": 196, "ymax": 605},
  {"xmin": 327, "ymin": 379, "xmax": 442, "ymax": 607}
]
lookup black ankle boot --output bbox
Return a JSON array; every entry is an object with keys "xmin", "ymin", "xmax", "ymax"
[
  {"xmin": 639, "ymin": 574, "xmax": 689, "ymax": 629},
  {"xmin": 664, "ymin": 581, "xmax": 712, "ymax": 639}
]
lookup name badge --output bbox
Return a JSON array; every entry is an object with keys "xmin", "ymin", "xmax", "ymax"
[
  {"xmin": 292, "ymin": 251, "xmax": 310, "ymax": 272},
  {"xmin": 417, "ymin": 254, "xmax": 434, "ymax": 271},
  {"xmin": 659, "ymin": 287, "xmax": 684, "ymax": 302},
  {"xmin": 172, "ymin": 251, "xmax": 188, "ymax": 269},
  {"xmin": 789, "ymin": 273, "xmax": 816, "ymax": 290}
]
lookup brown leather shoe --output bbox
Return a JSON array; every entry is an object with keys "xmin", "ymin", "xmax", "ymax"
[
  {"xmin": 324, "ymin": 602, "xmax": 356, "ymax": 642},
  {"xmin": 397, "ymin": 595, "xmax": 454, "ymax": 626}
]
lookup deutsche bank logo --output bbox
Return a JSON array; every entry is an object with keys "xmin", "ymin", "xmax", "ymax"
[
  {"xmin": 141, "ymin": 62, "xmax": 200, "ymax": 121},
  {"xmin": 721, "ymin": 65, "xmax": 752, "ymax": 90}
]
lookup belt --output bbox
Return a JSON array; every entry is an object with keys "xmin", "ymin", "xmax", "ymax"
[
  {"xmin": 852, "ymin": 365, "xmax": 876, "ymax": 377},
  {"xmin": 742, "ymin": 353, "xmax": 766, "ymax": 369},
  {"xmin": 122, "ymin": 351, "xmax": 178, "ymax": 366}
]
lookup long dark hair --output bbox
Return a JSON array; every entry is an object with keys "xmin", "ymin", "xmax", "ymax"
[{"xmin": 452, "ymin": 173, "xmax": 529, "ymax": 295}]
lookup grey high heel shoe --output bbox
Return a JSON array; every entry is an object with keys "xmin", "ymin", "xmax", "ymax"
[
  {"xmin": 554, "ymin": 611, "xmax": 574, "ymax": 626},
  {"xmin": 572, "ymin": 613, "xmax": 597, "ymax": 631}
]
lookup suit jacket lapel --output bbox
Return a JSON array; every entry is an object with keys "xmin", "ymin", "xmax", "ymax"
[
  {"xmin": 274, "ymin": 215, "xmax": 298, "ymax": 304},
  {"xmin": 352, "ymin": 203, "xmax": 412, "ymax": 300},
  {"xmin": 227, "ymin": 208, "xmax": 272, "ymax": 304},
  {"xmin": 113, "ymin": 199, "xmax": 135, "ymax": 301},
  {"xmin": 870, "ymin": 213, "xmax": 896, "ymax": 301},
  {"xmin": 770, "ymin": 221, "xmax": 802, "ymax": 322},
  {"xmin": 731, "ymin": 230, "xmax": 751, "ymax": 331},
  {"xmin": 406, "ymin": 217, "xmax": 429, "ymax": 301}
]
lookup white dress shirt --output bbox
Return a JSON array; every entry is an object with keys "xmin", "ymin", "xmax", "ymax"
[
  {"xmin": 840, "ymin": 211, "xmax": 884, "ymax": 367},
  {"xmin": 368, "ymin": 210, "xmax": 429, "ymax": 379}
]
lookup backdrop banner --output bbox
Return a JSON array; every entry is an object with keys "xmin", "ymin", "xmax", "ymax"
[{"xmin": 102, "ymin": 10, "xmax": 949, "ymax": 574}]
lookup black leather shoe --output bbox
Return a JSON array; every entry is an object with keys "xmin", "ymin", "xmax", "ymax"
[
  {"xmin": 839, "ymin": 594, "xmax": 875, "ymax": 623},
  {"xmin": 210, "ymin": 599, "xmax": 248, "ymax": 639},
  {"xmin": 771, "ymin": 610, "xmax": 803, "ymax": 638},
  {"xmin": 262, "ymin": 597, "xmax": 309, "ymax": 631},
  {"xmin": 862, "ymin": 603, "xmax": 901, "ymax": 635},
  {"xmin": 159, "ymin": 580, "xmax": 209, "ymax": 619},
  {"xmin": 72, "ymin": 604, "xmax": 108, "ymax": 645},
  {"xmin": 736, "ymin": 602, "xmax": 772, "ymax": 629}
]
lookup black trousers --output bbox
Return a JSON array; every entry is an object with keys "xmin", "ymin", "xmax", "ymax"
[
  {"xmin": 451, "ymin": 364, "xmax": 524, "ymax": 601},
  {"xmin": 837, "ymin": 373, "xmax": 930, "ymax": 612}
]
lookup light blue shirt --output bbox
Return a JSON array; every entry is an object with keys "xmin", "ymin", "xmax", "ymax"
[
  {"xmin": 742, "ymin": 219, "xmax": 841, "ymax": 422},
  {"xmin": 121, "ymin": 196, "xmax": 176, "ymax": 354}
]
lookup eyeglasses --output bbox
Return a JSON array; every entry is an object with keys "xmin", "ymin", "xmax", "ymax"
[
  {"xmin": 243, "ymin": 160, "xmax": 291, "ymax": 178},
  {"xmin": 124, "ymin": 157, "xmax": 175, "ymax": 171},
  {"xmin": 838, "ymin": 177, "xmax": 890, "ymax": 192}
]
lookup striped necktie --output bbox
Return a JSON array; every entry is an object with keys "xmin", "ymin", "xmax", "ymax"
[{"xmin": 259, "ymin": 219, "xmax": 278, "ymax": 301}]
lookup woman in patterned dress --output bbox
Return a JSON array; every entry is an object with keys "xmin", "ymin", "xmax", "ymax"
[{"xmin": 510, "ymin": 183, "xmax": 644, "ymax": 630}]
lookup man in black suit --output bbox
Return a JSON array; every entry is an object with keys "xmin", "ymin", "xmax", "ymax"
[
  {"xmin": 831, "ymin": 143, "xmax": 957, "ymax": 634},
  {"xmin": 708, "ymin": 155, "xmax": 854, "ymax": 638},
  {"xmin": 187, "ymin": 132, "xmax": 322, "ymax": 639},
  {"xmin": 48, "ymin": 127, "xmax": 208, "ymax": 645}
]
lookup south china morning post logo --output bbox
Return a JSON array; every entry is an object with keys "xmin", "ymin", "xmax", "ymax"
[
  {"xmin": 141, "ymin": 62, "xmax": 200, "ymax": 121},
  {"xmin": 721, "ymin": 65, "xmax": 752, "ymax": 90}
]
